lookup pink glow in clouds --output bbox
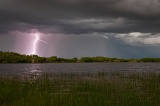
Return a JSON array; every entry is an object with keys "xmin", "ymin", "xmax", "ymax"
[
  {"xmin": 9, "ymin": 30, "xmax": 62, "ymax": 57},
  {"xmin": 32, "ymin": 32, "xmax": 48, "ymax": 55}
]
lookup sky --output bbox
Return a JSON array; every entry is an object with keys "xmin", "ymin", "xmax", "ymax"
[{"xmin": 0, "ymin": 0, "xmax": 160, "ymax": 58}]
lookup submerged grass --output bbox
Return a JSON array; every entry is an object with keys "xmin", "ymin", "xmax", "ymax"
[{"xmin": 0, "ymin": 72, "xmax": 160, "ymax": 106}]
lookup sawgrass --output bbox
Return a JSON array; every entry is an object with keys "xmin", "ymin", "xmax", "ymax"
[{"xmin": 0, "ymin": 72, "xmax": 160, "ymax": 106}]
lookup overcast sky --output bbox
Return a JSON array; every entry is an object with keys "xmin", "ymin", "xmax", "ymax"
[{"xmin": 0, "ymin": 0, "xmax": 160, "ymax": 58}]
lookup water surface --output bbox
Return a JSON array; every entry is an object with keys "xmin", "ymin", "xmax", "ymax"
[{"xmin": 0, "ymin": 63, "xmax": 160, "ymax": 76}]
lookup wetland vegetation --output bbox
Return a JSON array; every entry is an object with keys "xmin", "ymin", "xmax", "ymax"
[
  {"xmin": 1, "ymin": 51, "xmax": 160, "ymax": 105},
  {"xmin": 1, "ymin": 51, "xmax": 160, "ymax": 63},
  {"xmin": 1, "ymin": 72, "xmax": 160, "ymax": 106}
]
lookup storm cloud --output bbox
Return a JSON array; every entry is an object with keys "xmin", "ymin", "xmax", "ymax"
[
  {"xmin": 0, "ymin": 0, "xmax": 160, "ymax": 33},
  {"xmin": 0, "ymin": 0, "xmax": 160, "ymax": 58}
]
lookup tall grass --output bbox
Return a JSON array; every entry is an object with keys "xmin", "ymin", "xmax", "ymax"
[{"xmin": 0, "ymin": 72, "xmax": 160, "ymax": 106}]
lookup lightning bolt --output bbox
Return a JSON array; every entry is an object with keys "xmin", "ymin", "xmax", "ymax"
[{"xmin": 32, "ymin": 32, "xmax": 48, "ymax": 55}]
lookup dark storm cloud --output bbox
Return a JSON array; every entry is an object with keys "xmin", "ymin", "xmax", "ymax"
[
  {"xmin": 0, "ymin": 0, "xmax": 160, "ymax": 34},
  {"xmin": 1, "ymin": 0, "xmax": 160, "ymax": 58}
]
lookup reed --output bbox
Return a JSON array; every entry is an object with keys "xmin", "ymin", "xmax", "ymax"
[{"xmin": 0, "ymin": 72, "xmax": 160, "ymax": 106}]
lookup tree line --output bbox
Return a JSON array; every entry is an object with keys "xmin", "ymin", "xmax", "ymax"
[{"xmin": 0, "ymin": 51, "xmax": 160, "ymax": 63}]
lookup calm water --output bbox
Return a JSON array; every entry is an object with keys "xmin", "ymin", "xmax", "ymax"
[{"xmin": 0, "ymin": 63, "xmax": 160, "ymax": 76}]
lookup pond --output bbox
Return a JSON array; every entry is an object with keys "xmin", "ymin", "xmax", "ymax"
[{"xmin": 0, "ymin": 63, "xmax": 160, "ymax": 77}]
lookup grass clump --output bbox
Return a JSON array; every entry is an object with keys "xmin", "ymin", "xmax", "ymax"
[{"xmin": 0, "ymin": 72, "xmax": 160, "ymax": 106}]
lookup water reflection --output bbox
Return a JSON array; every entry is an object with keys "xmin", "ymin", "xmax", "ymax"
[
  {"xmin": 22, "ymin": 64, "xmax": 46, "ymax": 78},
  {"xmin": 0, "ymin": 63, "xmax": 160, "ymax": 77}
]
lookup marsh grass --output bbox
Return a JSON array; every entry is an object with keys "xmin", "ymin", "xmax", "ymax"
[{"xmin": 0, "ymin": 72, "xmax": 160, "ymax": 106}]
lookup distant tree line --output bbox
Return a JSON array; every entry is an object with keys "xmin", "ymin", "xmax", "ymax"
[{"xmin": 0, "ymin": 51, "xmax": 160, "ymax": 63}]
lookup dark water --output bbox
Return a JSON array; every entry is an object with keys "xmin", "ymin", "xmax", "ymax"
[{"xmin": 0, "ymin": 63, "xmax": 160, "ymax": 76}]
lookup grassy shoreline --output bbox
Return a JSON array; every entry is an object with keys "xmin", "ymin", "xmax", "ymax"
[{"xmin": 1, "ymin": 72, "xmax": 160, "ymax": 106}]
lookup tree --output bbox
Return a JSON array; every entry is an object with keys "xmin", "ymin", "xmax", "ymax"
[{"xmin": 72, "ymin": 57, "xmax": 78, "ymax": 62}]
